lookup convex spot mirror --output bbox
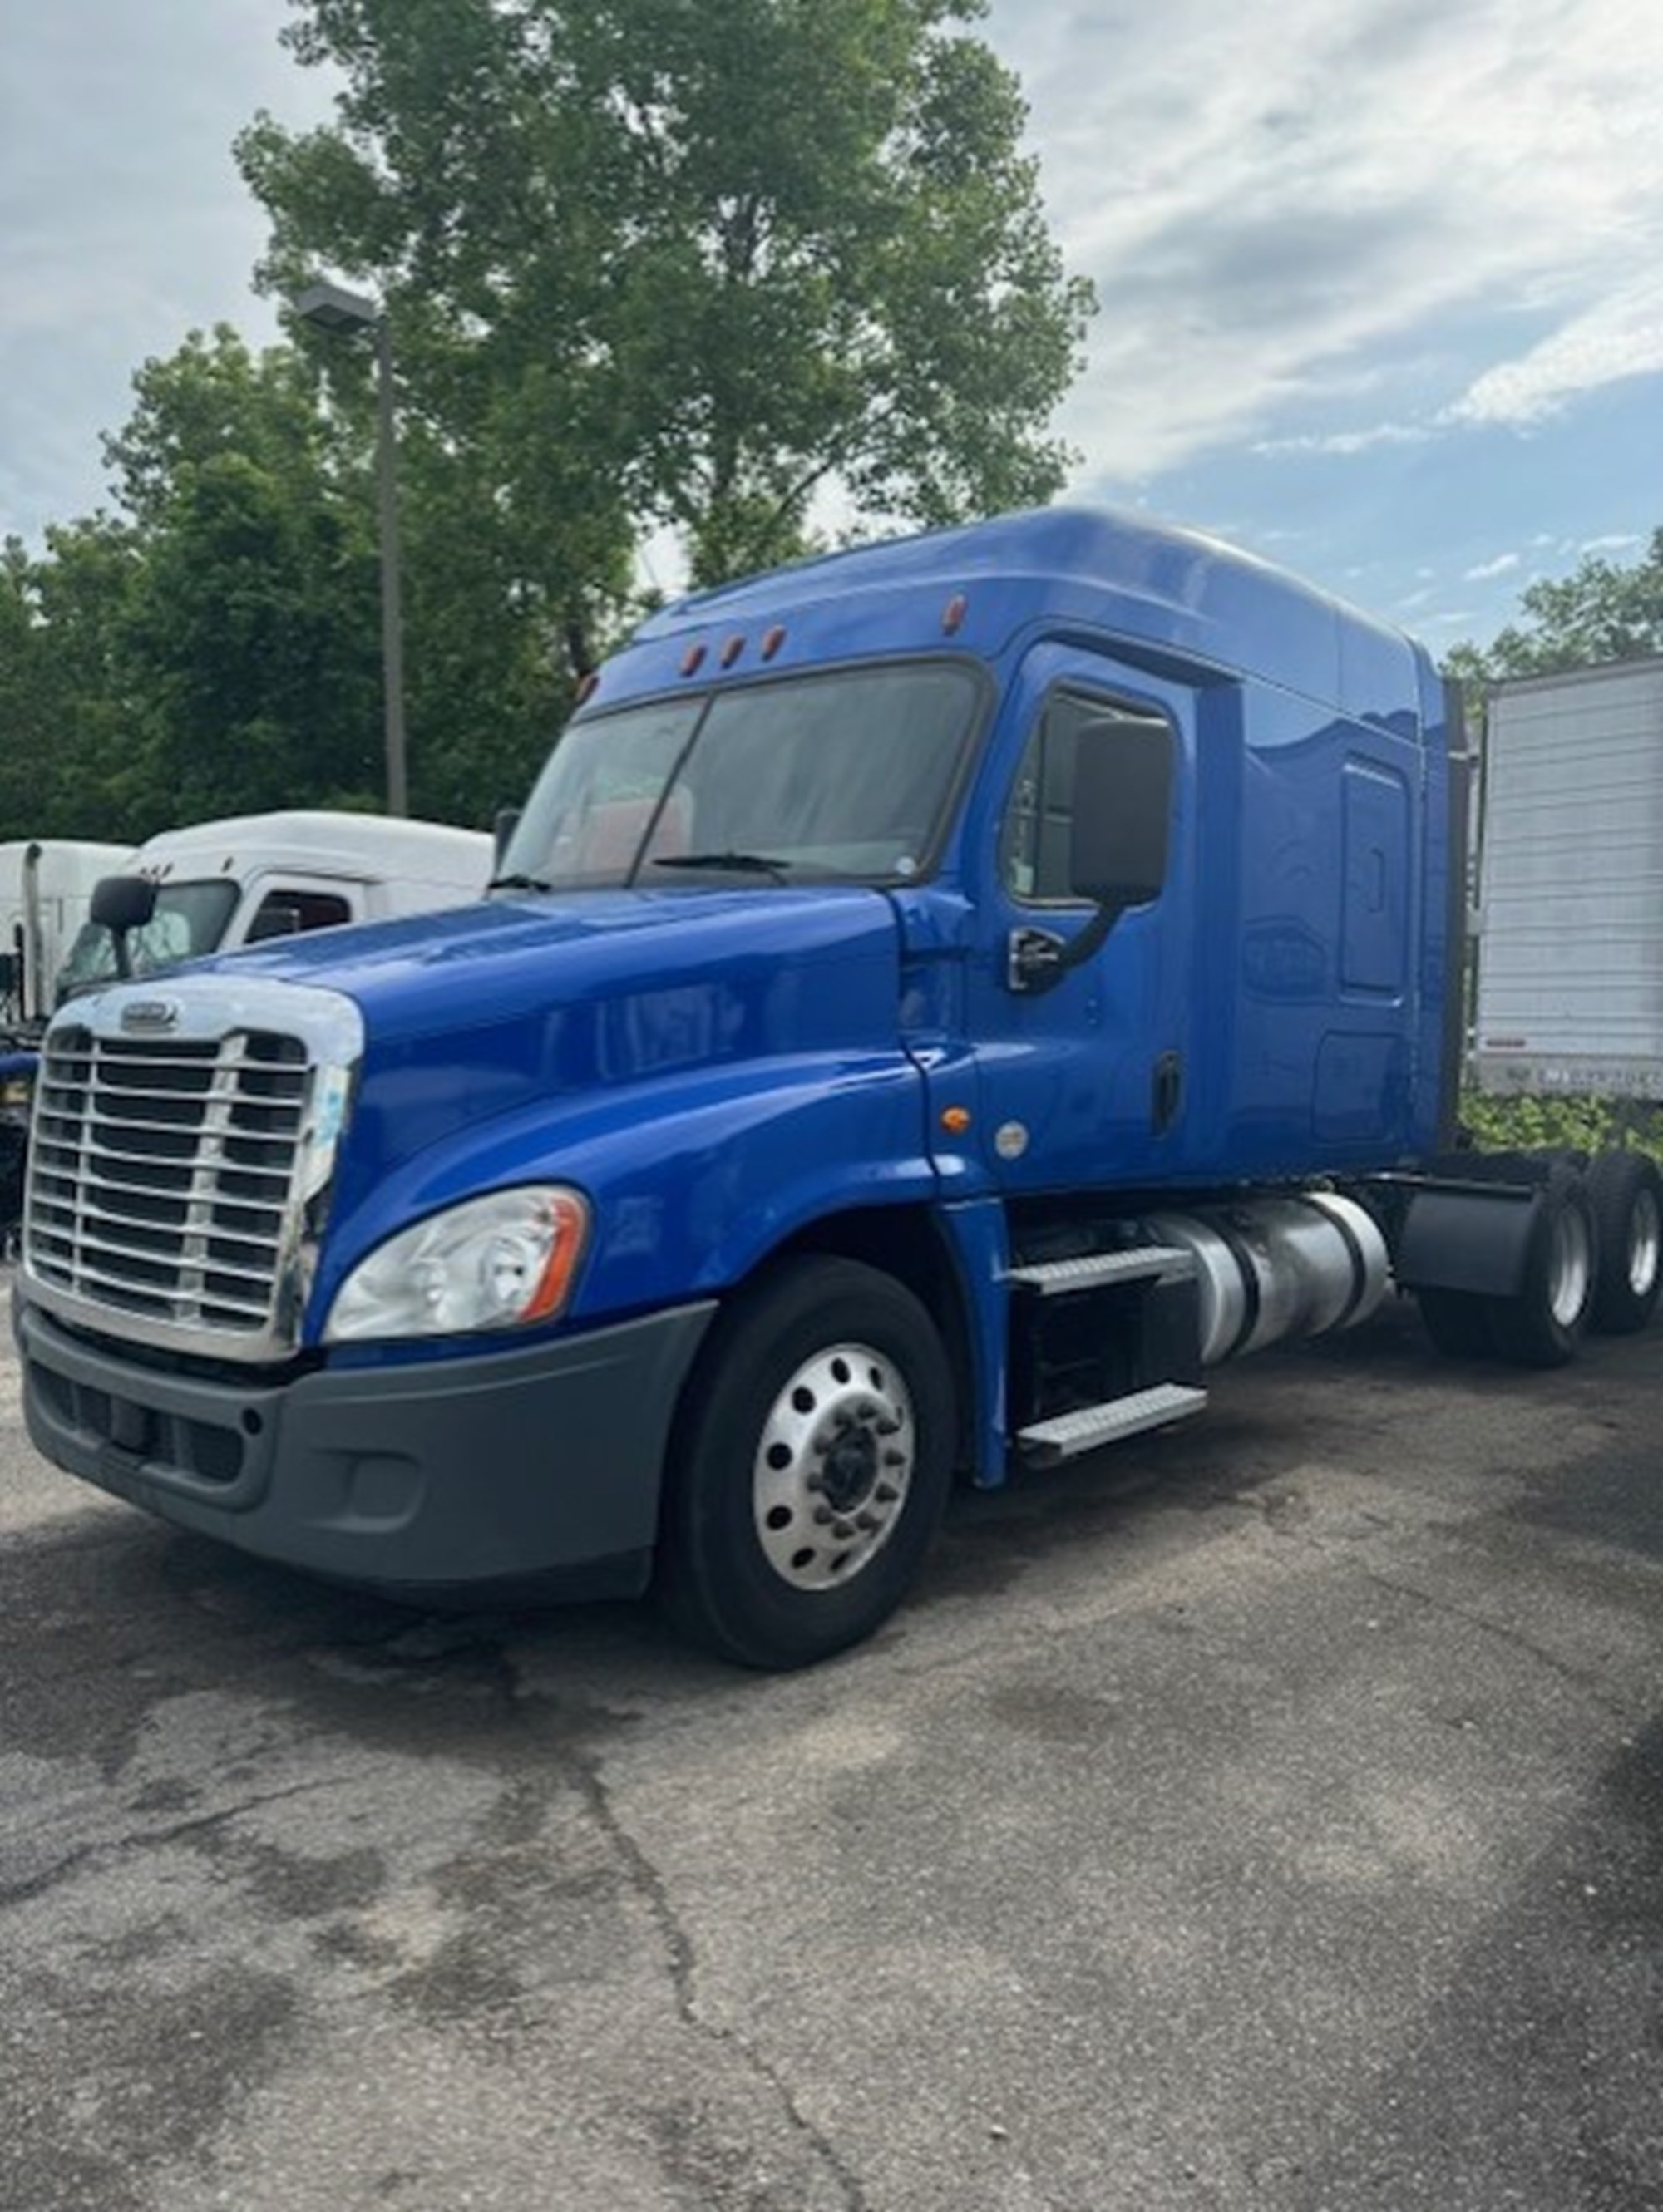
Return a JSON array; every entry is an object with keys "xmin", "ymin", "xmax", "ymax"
[{"xmin": 1068, "ymin": 709, "xmax": 1173, "ymax": 914}]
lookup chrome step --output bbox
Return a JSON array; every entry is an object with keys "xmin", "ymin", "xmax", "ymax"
[
  {"xmin": 1017, "ymin": 1382, "xmax": 1208, "ymax": 1466},
  {"xmin": 1007, "ymin": 1246, "xmax": 1197, "ymax": 1296}
]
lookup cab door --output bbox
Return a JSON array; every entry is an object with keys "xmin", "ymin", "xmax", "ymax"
[{"xmin": 953, "ymin": 645, "xmax": 1197, "ymax": 1197}]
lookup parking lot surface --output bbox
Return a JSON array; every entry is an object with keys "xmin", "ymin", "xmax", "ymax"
[{"xmin": 3, "ymin": 1271, "xmax": 1662, "ymax": 2211}]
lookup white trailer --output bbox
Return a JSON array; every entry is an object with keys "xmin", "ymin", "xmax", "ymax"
[
  {"xmin": 55, "ymin": 810, "xmax": 492, "ymax": 999},
  {"xmin": 1471, "ymin": 656, "xmax": 1663, "ymax": 1098},
  {"xmin": 0, "ymin": 840, "xmax": 136, "ymax": 1029}
]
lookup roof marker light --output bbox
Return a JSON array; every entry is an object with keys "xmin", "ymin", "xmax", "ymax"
[
  {"xmin": 942, "ymin": 593, "xmax": 968, "ymax": 635},
  {"xmin": 680, "ymin": 644, "xmax": 707, "ymax": 677},
  {"xmin": 762, "ymin": 625, "xmax": 787, "ymax": 661},
  {"xmin": 575, "ymin": 671, "xmax": 599, "ymax": 703},
  {"xmin": 720, "ymin": 633, "xmax": 745, "ymax": 668}
]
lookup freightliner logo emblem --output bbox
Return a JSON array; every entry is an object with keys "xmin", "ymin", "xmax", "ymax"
[{"xmin": 119, "ymin": 998, "xmax": 182, "ymax": 1034}]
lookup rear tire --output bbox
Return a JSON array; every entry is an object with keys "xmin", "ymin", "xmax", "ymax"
[
  {"xmin": 1584, "ymin": 1148, "xmax": 1663, "ymax": 1335},
  {"xmin": 1489, "ymin": 1167, "xmax": 1596, "ymax": 1369},
  {"xmin": 659, "ymin": 1256, "xmax": 954, "ymax": 1669}
]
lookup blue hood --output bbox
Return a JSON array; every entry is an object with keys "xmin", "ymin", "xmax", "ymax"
[{"xmin": 204, "ymin": 884, "xmax": 907, "ymax": 1180}]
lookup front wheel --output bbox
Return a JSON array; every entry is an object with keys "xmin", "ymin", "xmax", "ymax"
[{"xmin": 659, "ymin": 1256, "xmax": 955, "ymax": 1668}]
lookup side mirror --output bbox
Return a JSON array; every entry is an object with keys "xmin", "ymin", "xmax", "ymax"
[
  {"xmin": 90, "ymin": 874, "xmax": 159, "ymax": 934},
  {"xmin": 1008, "ymin": 705, "xmax": 1175, "ymax": 996},
  {"xmin": 1069, "ymin": 715, "xmax": 1173, "ymax": 912},
  {"xmin": 90, "ymin": 874, "xmax": 158, "ymax": 983}
]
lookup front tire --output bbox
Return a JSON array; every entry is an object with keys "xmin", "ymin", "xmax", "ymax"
[{"xmin": 659, "ymin": 1256, "xmax": 954, "ymax": 1668}]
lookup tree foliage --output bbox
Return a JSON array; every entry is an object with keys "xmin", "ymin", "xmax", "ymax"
[
  {"xmin": 0, "ymin": 326, "xmax": 583, "ymax": 840},
  {"xmin": 1445, "ymin": 529, "xmax": 1663, "ymax": 692},
  {"xmin": 2, "ymin": 0, "xmax": 1092, "ymax": 841},
  {"xmin": 0, "ymin": 330, "xmax": 389, "ymax": 843},
  {"xmin": 0, "ymin": 520, "xmax": 150, "ymax": 842},
  {"xmin": 238, "ymin": 0, "xmax": 1094, "ymax": 584}
]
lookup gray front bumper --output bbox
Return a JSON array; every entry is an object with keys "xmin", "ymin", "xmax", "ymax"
[{"xmin": 17, "ymin": 1296, "xmax": 716, "ymax": 1598}]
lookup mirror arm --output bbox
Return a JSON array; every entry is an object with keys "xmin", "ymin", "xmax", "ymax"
[{"xmin": 1009, "ymin": 902, "xmax": 1123, "ymax": 994}]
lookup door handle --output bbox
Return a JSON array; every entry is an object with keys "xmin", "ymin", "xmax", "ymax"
[{"xmin": 1152, "ymin": 1051, "xmax": 1182, "ymax": 1134}]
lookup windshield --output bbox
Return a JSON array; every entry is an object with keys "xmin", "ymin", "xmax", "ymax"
[
  {"xmin": 501, "ymin": 662, "xmax": 980, "ymax": 892},
  {"xmin": 57, "ymin": 879, "xmax": 241, "ymax": 994}
]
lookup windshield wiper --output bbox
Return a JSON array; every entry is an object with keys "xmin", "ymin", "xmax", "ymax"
[
  {"xmin": 653, "ymin": 851, "xmax": 794, "ymax": 885},
  {"xmin": 486, "ymin": 872, "xmax": 554, "ymax": 893}
]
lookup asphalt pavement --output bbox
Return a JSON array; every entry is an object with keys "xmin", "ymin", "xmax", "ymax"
[{"xmin": 3, "ymin": 1269, "xmax": 1662, "ymax": 2211}]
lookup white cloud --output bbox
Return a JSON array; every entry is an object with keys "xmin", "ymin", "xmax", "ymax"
[
  {"xmin": 1580, "ymin": 532, "xmax": 1644, "ymax": 554},
  {"xmin": 5, "ymin": 0, "xmax": 1663, "ymax": 554},
  {"xmin": 0, "ymin": 0, "xmax": 335, "ymax": 537},
  {"xmin": 1251, "ymin": 421, "xmax": 1429, "ymax": 459},
  {"xmin": 1463, "ymin": 552, "xmax": 1521, "ymax": 580},
  {"xmin": 986, "ymin": 0, "xmax": 1663, "ymax": 480},
  {"xmin": 1449, "ymin": 271, "xmax": 1663, "ymax": 428}
]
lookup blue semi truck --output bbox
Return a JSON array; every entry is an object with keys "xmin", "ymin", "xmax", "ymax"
[{"xmin": 14, "ymin": 509, "xmax": 1661, "ymax": 1667}]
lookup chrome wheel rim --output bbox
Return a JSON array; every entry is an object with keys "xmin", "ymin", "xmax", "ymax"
[
  {"xmin": 1549, "ymin": 1203, "xmax": 1594, "ymax": 1328},
  {"xmin": 1627, "ymin": 1187, "xmax": 1661, "ymax": 1297},
  {"xmin": 753, "ymin": 1343, "xmax": 915, "ymax": 1592}
]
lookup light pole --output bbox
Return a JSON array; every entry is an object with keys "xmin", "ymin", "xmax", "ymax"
[{"xmin": 293, "ymin": 278, "xmax": 409, "ymax": 817}]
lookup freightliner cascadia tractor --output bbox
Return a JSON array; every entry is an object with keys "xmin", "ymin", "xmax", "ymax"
[{"xmin": 15, "ymin": 509, "xmax": 1660, "ymax": 1667}]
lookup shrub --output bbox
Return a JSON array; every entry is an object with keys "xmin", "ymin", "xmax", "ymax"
[{"xmin": 1458, "ymin": 1091, "xmax": 1663, "ymax": 1164}]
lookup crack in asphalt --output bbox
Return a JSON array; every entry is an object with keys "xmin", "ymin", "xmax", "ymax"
[
  {"xmin": 333, "ymin": 1626, "xmax": 875, "ymax": 2207},
  {"xmin": 1349, "ymin": 1564, "xmax": 1637, "ymax": 1721},
  {"xmin": 564, "ymin": 1738, "xmax": 873, "ymax": 2212},
  {"xmin": 0, "ymin": 1773, "xmax": 354, "ymax": 1909}
]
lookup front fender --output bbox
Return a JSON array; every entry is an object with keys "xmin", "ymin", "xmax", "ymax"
[{"xmin": 304, "ymin": 1048, "xmax": 937, "ymax": 1348}]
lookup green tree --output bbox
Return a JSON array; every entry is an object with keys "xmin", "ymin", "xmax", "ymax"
[
  {"xmin": 0, "ymin": 541, "xmax": 57, "ymax": 841},
  {"xmin": 3, "ymin": 322, "xmax": 577, "ymax": 837},
  {"xmin": 1446, "ymin": 528, "xmax": 1663, "ymax": 689},
  {"xmin": 237, "ymin": 0, "xmax": 1094, "ymax": 588},
  {"xmin": 0, "ymin": 520, "xmax": 151, "ymax": 843},
  {"xmin": 96, "ymin": 327, "xmax": 386, "ymax": 826}
]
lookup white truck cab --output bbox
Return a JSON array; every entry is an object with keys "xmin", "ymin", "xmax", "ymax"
[
  {"xmin": 1, "ymin": 840, "xmax": 136, "ymax": 1029},
  {"xmin": 56, "ymin": 810, "xmax": 491, "ymax": 999}
]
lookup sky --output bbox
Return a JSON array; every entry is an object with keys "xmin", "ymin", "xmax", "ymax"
[{"xmin": 2, "ymin": 0, "xmax": 1661, "ymax": 657}]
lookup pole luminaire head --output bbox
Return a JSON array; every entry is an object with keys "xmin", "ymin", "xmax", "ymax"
[{"xmin": 293, "ymin": 278, "xmax": 380, "ymax": 334}]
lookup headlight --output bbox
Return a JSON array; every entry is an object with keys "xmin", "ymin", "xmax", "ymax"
[{"xmin": 324, "ymin": 1185, "xmax": 590, "ymax": 1343}]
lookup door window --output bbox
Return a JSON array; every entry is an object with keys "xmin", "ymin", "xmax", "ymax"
[
  {"xmin": 245, "ymin": 888, "xmax": 354, "ymax": 940},
  {"xmin": 999, "ymin": 692, "xmax": 1173, "ymax": 904}
]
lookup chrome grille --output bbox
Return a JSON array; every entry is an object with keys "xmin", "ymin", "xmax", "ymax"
[{"xmin": 26, "ymin": 1024, "xmax": 313, "ymax": 1337}]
